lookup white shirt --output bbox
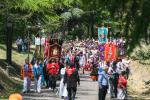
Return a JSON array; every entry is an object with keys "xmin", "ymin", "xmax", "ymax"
[
  {"xmin": 41, "ymin": 37, "xmax": 45, "ymax": 45},
  {"xmin": 35, "ymin": 37, "xmax": 41, "ymax": 45},
  {"xmin": 116, "ymin": 61, "xmax": 125, "ymax": 74},
  {"xmin": 60, "ymin": 68, "xmax": 66, "ymax": 78},
  {"xmin": 108, "ymin": 67, "xmax": 115, "ymax": 74}
]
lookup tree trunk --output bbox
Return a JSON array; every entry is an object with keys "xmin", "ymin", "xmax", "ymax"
[
  {"xmin": 90, "ymin": 15, "xmax": 94, "ymax": 38},
  {"xmin": 91, "ymin": 20, "xmax": 94, "ymax": 38},
  {"xmin": 6, "ymin": 17, "xmax": 13, "ymax": 65},
  {"xmin": 87, "ymin": 24, "xmax": 90, "ymax": 38}
]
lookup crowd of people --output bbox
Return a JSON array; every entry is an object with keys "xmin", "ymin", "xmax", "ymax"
[
  {"xmin": 61, "ymin": 38, "xmax": 130, "ymax": 100},
  {"xmin": 20, "ymin": 34, "xmax": 130, "ymax": 100}
]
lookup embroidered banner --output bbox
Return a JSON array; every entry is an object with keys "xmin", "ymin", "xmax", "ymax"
[{"xmin": 98, "ymin": 27, "xmax": 108, "ymax": 43}]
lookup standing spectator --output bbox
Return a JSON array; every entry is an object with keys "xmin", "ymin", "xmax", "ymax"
[
  {"xmin": 23, "ymin": 38, "xmax": 28, "ymax": 52},
  {"xmin": 16, "ymin": 37, "xmax": 23, "ymax": 52},
  {"xmin": 35, "ymin": 34, "xmax": 41, "ymax": 55}
]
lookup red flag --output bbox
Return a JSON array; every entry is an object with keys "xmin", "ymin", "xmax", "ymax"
[{"xmin": 111, "ymin": 43, "xmax": 117, "ymax": 61}]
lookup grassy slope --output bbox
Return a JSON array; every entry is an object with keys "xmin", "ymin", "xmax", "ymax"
[
  {"xmin": 0, "ymin": 69, "xmax": 22, "ymax": 99},
  {"xmin": 0, "ymin": 44, "xmax": 34, "ymax": 99}
]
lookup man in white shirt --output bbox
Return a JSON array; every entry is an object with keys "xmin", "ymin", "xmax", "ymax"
[{"xmin": 116, "ymin": 59, "xmax": 125, "ymax": 74}]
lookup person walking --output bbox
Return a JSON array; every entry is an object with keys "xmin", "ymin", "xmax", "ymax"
[
  {"xmin": 59, "ymin": 67, "xmax": 68, "ymax": 99},
  {"xmin": 32, "ymin": 60, "xmax": 43, "ymax": 93},
  {"xmin": 79, "ymin": 52, "xmax": 86, "ymax": 74},
  {"xmin": 43, "ymin": 58, "xmax": 49, "ymax": 88},
  {"xmin": 47, "ymin": 59, "xmax": 59, "ymax": 91},
  {"xmin": 98, "ymin": 67, "xmax": 109, "ymax": 100},
  {"xmin": 108, "ymin": 61, "xmax": 119, "ymax": 98},
  {"xmin": 117, "ymin": 71, "xmax": 127, "ymax": 99},
  {"xmin": 64, "ymin": 64, "xmax": 80, "ymax": 100},
  {"xmin": 74, "ymin": 53, "xmax": 80, "ymax": 71},
  {"xmin": 21, "ymin": 59, "xmax": 32, "ymax": 93}
]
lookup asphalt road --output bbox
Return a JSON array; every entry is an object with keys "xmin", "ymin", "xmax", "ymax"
[{"xmin": 22, "ymin": 73, "xmax": 110, "ymax": 100}]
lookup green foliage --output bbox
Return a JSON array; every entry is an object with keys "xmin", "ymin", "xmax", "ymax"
[
  {"xmin": 60, "ymin": 12, "xmax": 72, "ymax": 21},
  {"xmin": 72, "ymin": 8, "xmax": 84, "ymax": 18},
  {"xmin": 15, "ymin": 0, "xmax": 54, "ymax": 12},
  {"xmin": 0, "ymin": 0, "xmax": 149, "ymax": 53}
]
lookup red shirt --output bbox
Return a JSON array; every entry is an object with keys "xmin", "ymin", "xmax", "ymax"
[
  {"xmin": 55, "ymin": 63, "xmax": 60, "ymax": 69},
  {"xmin": 47, "ymin": 63, "xmax": 58, "ymax": 76},
  {"xmin": 118, "ymin": 75, "xmax": 127, "ymax": 89}
]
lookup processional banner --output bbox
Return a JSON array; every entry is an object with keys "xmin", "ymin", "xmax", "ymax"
[{"xmin": 98, "ymin": 27, "xmax": 108, "ymax": 43}]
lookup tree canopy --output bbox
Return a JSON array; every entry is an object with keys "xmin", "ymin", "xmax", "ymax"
[{"xmin": 0, "ymin": 0, "xmax": 150, "ymax": 51}]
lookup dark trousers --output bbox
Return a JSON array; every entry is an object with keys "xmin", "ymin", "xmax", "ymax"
[
  {"xmin": 67, "ymin": 87, "xmax": 77, "ymax": 100},
  {"xmin": 99, "ymin": 85, "xmax": 108, "ymax": 100},
  {"xmin": 44, "ymin": 74, "xmax": 49, "ymax": 88},
  {"xmin": 49, "ymin": 75, "xmax": 56, "ymax": 90},
  {"xmin": 113, "ymin": 81, "xmax": 118, "ymax": 98},
  {"xmin": 18, "ymin": 45, "xmax": 22, "ymax": 52},
  {"xmin": 126, "ymin": 68, "xmax": 130, "ymax": 79}
]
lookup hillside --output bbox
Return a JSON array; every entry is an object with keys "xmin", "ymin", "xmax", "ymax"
[
  {"xmin": 128, "ymin": 60, "xmax": 150, "ymax": 99},
  {"xmin": 0, "ymin": 67, "xmax": 22, "ymax": 99},
  {"xmin": 127, "ymin": 43, "xmax": 150, "ymax": 99},
  {"xmin": 0, "ymin": 44, "xmax": 34, "ymax": 99}
]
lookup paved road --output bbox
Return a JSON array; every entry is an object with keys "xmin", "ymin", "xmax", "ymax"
[{"xmin": 22, "ymin": 73, "xmax": 109, "ymax": 100}]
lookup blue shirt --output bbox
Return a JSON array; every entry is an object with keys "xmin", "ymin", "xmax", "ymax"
[
  {"xmin": 98, "ymin": 71, "xmax": 109, "ymax": 87},
  {"xmin": 32, "ymin": 64, "xmax": 43, "ymax": 77}
]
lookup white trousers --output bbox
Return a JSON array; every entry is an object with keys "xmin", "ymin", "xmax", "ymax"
[
  {"xmin": 117, "ymin": 88, "xmax": 127, "ymax": 99},
  {"xmin": 34, "ymin": 76, "xmax": 42, "ymax": 92},
  {"xmin": 23, "ymin": 77, "xmax": 31, "ymax": 92},
  {"xmin": 59, "ymin": 78, "xmax": 68, "ymax": 98}
]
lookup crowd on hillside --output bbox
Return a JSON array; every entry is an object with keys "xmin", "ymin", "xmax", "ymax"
[
  {"xmin": 20, "ymin": 36, "xmax": 130, "ymax": 100},
  {"xmin": 16, "ymin": 37, "xmax": 29, "ymax": 52}
]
